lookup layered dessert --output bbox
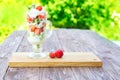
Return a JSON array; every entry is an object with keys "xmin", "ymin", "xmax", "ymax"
[{"xmin": 27, "ymin": 4, "xmax": 47, "ymax": 52}]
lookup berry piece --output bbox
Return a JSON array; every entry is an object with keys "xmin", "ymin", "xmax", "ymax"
[
  {"xmin": 30, "ymin": 25, "xmax": 36, "ymax": 32},
  {"xmin": 55, "ymin": 49, "xmax": 64, "ymax": 58},
  {"xmin": 37, "ymin": 14, "xmax": 46, "ymax": 19},
  {"xmin": 39, "ymin": 27, "xmax": 44, "ymax": 32},
  {"xmin": 27, "ymin": 15, "xmax": 33, "ymax": 22},
  {"xmin": 34, "ymin": 28, "xmax": 41, "ymax": 35},
  {"xmin": 36, "ymin": 5, "xmax": 42, "ymax": 11},
  {"xmin": 49, "ymin": 52, "xmax": 55, "ymax": 58}
]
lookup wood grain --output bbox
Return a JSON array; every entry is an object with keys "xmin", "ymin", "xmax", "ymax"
[
  {"xmin": 4, "ymin": 31, "xmax": 39, "ymax": 80},
  {"xmin": 0, "ymin": 58, "xmax": 8, "ymax": 80},
  {"xmin": 56, "ymin": 29, "xmax": 120, "ymax": 80},
  {"xmin": 5, "ymin": 30, "xmax": 71, "ymax": 80},
  {"xmin": 0, "ymin": 31, "xmax": 25, "ymax": 80},
  {"xmin": 2, "ymin": 29, "xmax": 120, "ymax": 80},
  {"xmin": 0, "ymin": 31, "xmax": 26, "ymax": 57},
  {"xmin": 9, "ymin": 52, "xmax": 102, "ymax": 67}
]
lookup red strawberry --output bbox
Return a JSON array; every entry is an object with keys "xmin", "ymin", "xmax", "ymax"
[
  {"xmin": 34, "ymin": 28, "xmax": 41, "ymax": 35},
  {"xmin": 49, "ymin": 52, "xmax": 56, "ymax": 58},
  {"xmin": 55, "ymin": 49, "xmax": 64, "ymax": 58},
  {"xmin": 38, "ymin": 14, "xmax": 45, "ymax": 19},
  {"xmin": 30, "ymin": 25, "xmax": 36, "ymax": 32},
  {"xmin": 36, "ymin": 5, "xmax": 42, "ymax": 11},
  {"xmin": 27, "ymin": 15, "xmax": 33, "ymax": 22},
  {"xmin": 39, "ymin": 27, "xmax": 44, "ymax": 32}
]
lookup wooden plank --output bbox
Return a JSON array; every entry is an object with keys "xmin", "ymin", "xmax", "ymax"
[
  {"xmin": 6, "ymin": 31, "xmax": 43, "ymax": 80},
  {"xmin": 4, "ymin": 29, "xmax": 120, "ymax": 80},
  {"xmin": 0, "ymin": 31, "xmax": 26, "ymax": 80},
  {"xmin": 0, "ymin": 31, "xmax": 26, "ymax": 57},
  {"xmin": 56, "ymin": 29, "xmax": 103, "ymax": 80},
  {"xmin": 56, "ymin": 29, "xmax": 120, "ymax": 80},
  {"xmin": 5, "ymin": 68, "xmax": 40, "ymax": 80},
  {"xmin": 9, "ymin": 52, "xmax": 102, "ymax": 67},
  {"xmin": 4, "ymin": 31, "xmax": 40, "ymax": 80},
  {"xmin": 39, "ymin": 30, "xmax": 77, "ymax": 80},
  {"xmin": 5, "ymin": 30, "xmax": 77, "ymax": 80},
  {"xmin": 0, "ymin": 58, "xmax": 8, "ymax": 80}
]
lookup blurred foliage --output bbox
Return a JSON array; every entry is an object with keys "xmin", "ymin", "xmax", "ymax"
[
  {"xmin": 0, "ymin": 0, "xmax": 39, "ymax": 44},
  {"xmin": 40, "ymin": 0, "xmax": 112, "ymax": 29},
  {"xmin": 40, "ymin": 0, "xmax": 120, "ymax": 40},
  {"xmin": 0, "ymin": 0, "xmax": 120, "ymax": 44}
]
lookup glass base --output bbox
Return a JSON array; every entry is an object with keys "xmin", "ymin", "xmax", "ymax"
[{"xmin": 28, "ymin": 52, "xmax": 47, "ymax": 58}]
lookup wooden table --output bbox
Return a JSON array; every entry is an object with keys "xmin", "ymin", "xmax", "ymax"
[{"xmin": 0, "ymin": 29, "xmax": 120, "ymax": 80}]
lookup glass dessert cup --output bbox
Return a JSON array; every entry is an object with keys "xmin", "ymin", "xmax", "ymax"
[
  {"xmin": 27, "ymin": 21, "xmax": 52, "ymax": 58},
  {"xmin": 26, "ymin": 4, "xmax": 52, "ymax": 58}
]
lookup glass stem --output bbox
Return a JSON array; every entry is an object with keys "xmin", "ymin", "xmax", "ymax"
[
  {"xmin": 33, "ymin": 44, "xmax": 42, "ymax": 53},
  {"xmin": 37, "ymin": 44, "xmax": 40, "ymax": 49}
]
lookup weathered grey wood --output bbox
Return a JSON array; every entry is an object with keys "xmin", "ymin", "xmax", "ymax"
[
  {"xmin": 5, "ymin": 30, "xmax": 76, "ymax": 80},
  {"xmin": 5, "ymin": 31, "xmax": 40, "ymax": 80},
  {"xmin": 5, "ymin": 68, "xmax": 40, "ymax": 80},
  {"xmin": 0, "ymin": 58, "xmax": 8, "ymax": 80},
  {"xmin": 0, "ymin": 31, "xmax": 26, "ymax": 57},
  {"xmin": 56, "ymin": 29, "xmax": 120, "ymax": 80},
  {"xmin": 0, "ymin": 31, "xmax": 25, "ymax": 80},
  {"xmin": 40, "ymin": 31, "xmax": 76, "ymax": 80},
  {"xmin": 2, "ymin": 29, "xmax": 120, "ymax": 80}
]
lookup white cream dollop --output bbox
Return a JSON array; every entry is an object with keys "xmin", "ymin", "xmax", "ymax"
[{"xmin": 28, "ymin": 8, "xmax": 40, "ymax": 18}]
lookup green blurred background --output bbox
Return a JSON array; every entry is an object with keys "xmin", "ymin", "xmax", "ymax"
[{"xmin": 0, "ymin": 0, "xmax": 120, "ymax": 44}]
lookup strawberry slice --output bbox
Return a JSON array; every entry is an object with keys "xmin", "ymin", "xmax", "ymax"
[
  {"xmin": 30, "ymin": 25, "xmax": 36, "ymax": 32},
  {"xmin": 34, "ymin": 28, "xmax": 41, "ymax": 35},
  {"xmin": 37, "ymin": 14, "xmax": 46, "ymax": 19},
  {"xmin": 27, "ymin": 15, "xmax": 33, "ymax": 22},
  {"xmin": 39, "ymin": 27, "xmax": 44, "ymax": 32},
  {"xmin": 34, "ymin": 27, "xmax": 44, "ymax": 35},
  {"xmin": 36, "ymin": 5, "xmax": 42, "ymax": 11}
]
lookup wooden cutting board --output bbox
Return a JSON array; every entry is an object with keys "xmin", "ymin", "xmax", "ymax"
[{"xmin": 9, "ymin": 52, "xmax": 102, "ymax": 67}]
